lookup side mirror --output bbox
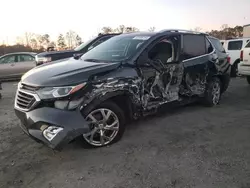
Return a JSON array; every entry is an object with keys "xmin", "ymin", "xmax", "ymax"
[{"xmin": 73, "ymin": 53, "xmax": 83, "ymax": 60}]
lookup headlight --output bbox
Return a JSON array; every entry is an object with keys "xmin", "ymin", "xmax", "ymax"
[
  {"xmin": 37, "ymin": 83, "xmax": 86, "ymax": 99},
  {"xmin": 35, "ymin": 56, "xmax": 52, "ymax": 63}
]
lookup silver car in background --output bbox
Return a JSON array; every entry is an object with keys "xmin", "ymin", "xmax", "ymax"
[{"xmin": 0, "ymin": 52, "xmax": 37, "ymax": 80}]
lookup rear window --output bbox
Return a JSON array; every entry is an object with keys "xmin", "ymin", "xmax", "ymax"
[
  {"xmin": 209, "ymin": 37, "xmax": 225, "ymax": 52},
  {"xmin": 245, "ymin": 41, "xmax": 250, "ymax": 48},
  {"xmin": 228, "ymin": 40, "xmax": 243, "ymax": 50}
]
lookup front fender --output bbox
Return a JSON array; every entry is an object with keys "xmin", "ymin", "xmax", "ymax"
[{"xmin": 79, "ymin": 78, "xmax": 142, "ymax": 116}]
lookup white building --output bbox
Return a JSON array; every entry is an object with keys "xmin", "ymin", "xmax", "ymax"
[{"xmin": 243, "ymin": 24, "xmax": 250, "ymax": 37}]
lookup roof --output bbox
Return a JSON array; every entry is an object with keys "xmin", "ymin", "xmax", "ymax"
[
  {"xmin": 243, "ymin": 24, "xmax": 250, "ymax": 27},
  {"xmin": 223, "ymin": 37, "xmax": 250, "ymax": 41},
  {"xmin": 118, "ymin": 29, "xmax": 208, "ymax": 38},
  {"xmin": 0, "ymin": 52, "xmax": 37, "ymax": 58}
]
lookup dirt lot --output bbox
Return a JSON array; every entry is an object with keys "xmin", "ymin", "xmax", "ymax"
[{"xmin": 1, "ymin": 78, "xmax": 250, "ymax": 188}]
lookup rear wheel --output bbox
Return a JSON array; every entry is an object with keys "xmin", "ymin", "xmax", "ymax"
[
  {"xmin": 246, "ymin": 76, "xmax": 250, "ymax": 84},
  {"xmin": 81, "ymin": 101, "xmax": 126, "ymax": 148},
  {"xmin": 202, "ymin": 77, "xmax": 221, "ymax": 107},
  {"xmin": 231, "ymin": 61, "xmax": 239, "ymax": 77}
]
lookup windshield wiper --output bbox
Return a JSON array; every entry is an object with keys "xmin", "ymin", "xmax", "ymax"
[{"xmin": 83, "ymin": 59, "xmax": 102, "ymax": 62}]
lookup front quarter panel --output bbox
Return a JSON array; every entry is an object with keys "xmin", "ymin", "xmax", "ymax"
[{"xmin": 80, "ymin": 66, "xmax": 142, "ymax": 115}]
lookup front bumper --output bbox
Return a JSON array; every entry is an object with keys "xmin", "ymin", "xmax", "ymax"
[
  {"xmin": 14, "ymin": 107, "xmax": 90, "ymax": 150},
  {"xmin": 238, "ymin": 61, "xmax": 250, "ymax": 76}
]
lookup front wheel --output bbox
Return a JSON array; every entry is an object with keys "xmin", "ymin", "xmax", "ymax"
[
  {"xmin": 81, "ymin": 101, "xmax": 126, "ymax": 148},
  {"xmin": 202, "ymin": 77, "xmax": 221, "ymax": 107}
]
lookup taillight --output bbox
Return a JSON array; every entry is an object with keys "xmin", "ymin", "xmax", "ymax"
[
  {"xmin": 240, "ymin": 50, "xmax": 243, "ymax": 61},
  {"xmin": 227, "ymin": 56, "xmax": 231, "ymax": 63}
]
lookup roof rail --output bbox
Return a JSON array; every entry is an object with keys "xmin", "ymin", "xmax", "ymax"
[{"xmin": 159, "ymin": 29, "xmax": 209, "ymax": 35}]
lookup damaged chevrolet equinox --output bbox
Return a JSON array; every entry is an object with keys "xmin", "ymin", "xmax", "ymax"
[{"xmin": 14, "ymin": 30, "xmax": 231, "ymax": 150}]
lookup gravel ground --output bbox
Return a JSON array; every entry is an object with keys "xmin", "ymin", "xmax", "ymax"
[{"xmin": 1, "ymin": 78, "xmax": 250, "ymax": 188}]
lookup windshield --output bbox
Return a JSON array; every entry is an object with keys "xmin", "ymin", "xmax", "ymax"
[
  {"xmin": 74, "ymin": 38, "xmax": 95, "ymax": 51},
  {"xmin": 81, "ymin": 35, "xmax": 151, "ymax": 62}
]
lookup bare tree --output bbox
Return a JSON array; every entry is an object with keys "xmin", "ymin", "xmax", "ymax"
[
  {"xmin": 75, "ymin": 35, "xmax": 82, "ymax": 46},
  {"xmin": 57, "ymin": 34, "xmax": 66, "ymax": 50},
  {"xmin": 101, "ymin": 27, "xmax": 113, "ymax": 34},
  {"xmin": 193, "ymin": 27, "xmax": 202, "ymax": 32},
  {"xmin": 115, "ymin": 25, "xmax": 126, "ymax": 33},
  {"xmin": 24, "ymin": 32, "xmax": 34, "ymax": 46},
  {"xmin": 65, "ymin": 31, "xmax": 75, "ymax": 49},
  {"xmin": 16, "ymin": 36, "xmax": 25, "ymax": 45},
  {"xmin": 30, "ymin": 38, "xmax": 38, "ymax": 49},
  {"xmin": 148, "ymin": 27, "xmax": 156, "ymax": 32}
]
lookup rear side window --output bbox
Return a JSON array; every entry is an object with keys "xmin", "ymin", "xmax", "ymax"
[
  {"xmin": 183, "ymin": 35, "xmax": 206, "ymax": 60},
  {"xmin": 228, "ymin": 40, "xmax": 243, "ymax": 50},
  {"xmin": 17, "ymin": 55, "xmax": 35, "ymax": 62},
  {"xmin": 209, "ymin": 37, "xmax": 225, "ymax": 52},
  {"xmin": 245, "ymin": 41, "xmax": 250, "ymax": 48}
]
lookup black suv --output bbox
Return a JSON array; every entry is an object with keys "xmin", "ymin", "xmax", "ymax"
[
  {"xmin": 35, "ymin": 33, "xmax": 119, "ymax": 65},
  {"xmin": 14, "ymin": 30, "xmax": 231, "ymax": 150}
]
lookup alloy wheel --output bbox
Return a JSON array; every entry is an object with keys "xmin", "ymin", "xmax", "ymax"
[
  {"xmin": 83, "ymin": 108, "xmax": 120, "ymax": 146},
  {"xmin": 212, "ymin": 82, "xmax": 221, "ymax": 105}
]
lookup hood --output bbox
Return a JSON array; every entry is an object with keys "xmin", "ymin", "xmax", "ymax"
[
  {"xmin": 37, "ymin": 50, "xmax": 76, "ymax": 57},
  {"xmin": 21, "ymin": 58, "xmax": 121, "ymax": 87}
]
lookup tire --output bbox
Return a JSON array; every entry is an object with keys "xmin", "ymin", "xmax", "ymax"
[
  {"xmin": 80, "ymin": 101, "xmax": 126, "ymax": 148},
  {"xmin": 231, "ymin": 61, "xmax": 239, "ymax": 77},
  {"xmin": 246, "ymin": 76, "xmax": 250, "ymax": 84},
  {"xmin": 202, "ymin": 77, "xmax": 221, "ymax": 107}
]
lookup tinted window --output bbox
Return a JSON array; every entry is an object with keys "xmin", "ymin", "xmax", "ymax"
[
  {"xmin": 17, "ymin": 54, "xmax": 34, "ymax": 62},
  {"xmin": 228, "ymin": 40, "xmax": 243, "ymax": 50},
  {"xmin": 0, "ymin": 55, "xmax": 15, "ymax": 64},
  {"xmin": 87, "ymin": 36, "xmax": 112, "ymax": 51},
  {"xmin": 245, "ymin": 41, "xmax": 250, "ymax": 48},
  {"xmin": 209, "ymin": 37, "xmax": 225, "ymax": 52},
  {"xmin": 183, "ymin": 35, "xmax": 206, "ymax": 60},
  {"xmin": 81, "ymin": 35, "xmax": 150, "ymax": 62},
  {"xmin": 205, "ymin": 38, "xmax": 214, "ymax": 53}
]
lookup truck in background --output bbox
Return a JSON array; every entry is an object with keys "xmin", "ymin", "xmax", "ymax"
[{"xmin": 221, "ymin": 37, "xmax": 250, "ymax": 77}]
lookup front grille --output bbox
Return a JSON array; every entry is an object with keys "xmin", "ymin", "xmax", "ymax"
[
  {"xmin": 15, "ymin": 90, "xmax": 37, "ymax": 111},
  {"xmin": 21, "ymin": 84, "xmax": 40, "ymax": 92}
]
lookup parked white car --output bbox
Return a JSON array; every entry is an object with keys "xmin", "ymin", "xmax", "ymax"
[
  {"xmin": 221, "ymin": 38, "xmax": 250, "ymax": 77},
  {"xmin": 238, "ymin": 41, "xmax": 250, "ymax": 83}
]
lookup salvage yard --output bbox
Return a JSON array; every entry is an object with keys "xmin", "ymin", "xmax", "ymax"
[{"xmin": 1, "ymin": 78, "xmax": 250, "ymax": 188}]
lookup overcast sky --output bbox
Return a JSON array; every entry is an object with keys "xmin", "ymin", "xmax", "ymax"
[{"xmin": 1, "ymin": 0, "xmax": 249, "ymax": 44}]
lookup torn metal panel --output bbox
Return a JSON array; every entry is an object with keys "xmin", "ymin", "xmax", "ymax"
[
  {"xmin": 180, "ymin": 64, "xmax": 210, "ymax": 96},
  {"xmin": 140, "ymin": 62, "xmax": 184, "ymax": 110}
]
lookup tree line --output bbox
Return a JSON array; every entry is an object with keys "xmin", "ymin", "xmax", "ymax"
[{"xmin": 0, "ymin": 24, "xmax": 244, "ymax": 56}]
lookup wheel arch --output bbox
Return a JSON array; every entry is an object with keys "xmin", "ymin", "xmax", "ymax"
[{"xmin": 80, "ymin": 90, "xmax": 139, "ymax": 121}]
